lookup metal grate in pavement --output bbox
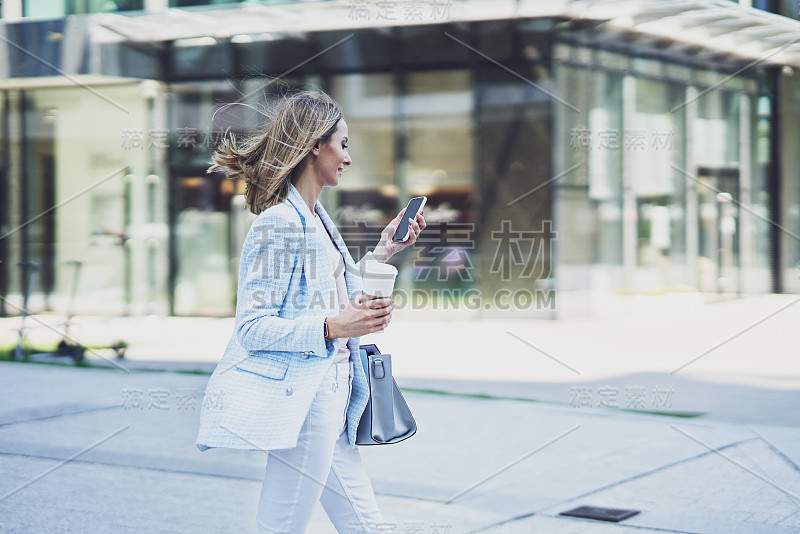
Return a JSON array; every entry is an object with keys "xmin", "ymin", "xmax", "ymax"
[{"xmin": 559, "ymin": 505, "xmax": 640, "ymax": 523}]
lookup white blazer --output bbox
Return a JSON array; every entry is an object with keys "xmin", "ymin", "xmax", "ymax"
[{"xmin": 196, "ymin": 184, "xmax": 369, "ymax": 451}]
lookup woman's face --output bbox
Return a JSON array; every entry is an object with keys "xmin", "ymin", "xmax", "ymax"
[{"xmin": 315, "ymin": 119, "xmax": 351, "ymax": 187}]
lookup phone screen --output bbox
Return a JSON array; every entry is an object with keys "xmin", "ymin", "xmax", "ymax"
[{"xmin": 392, "ymin": 197, "xmax": 426, "ymax": 242}]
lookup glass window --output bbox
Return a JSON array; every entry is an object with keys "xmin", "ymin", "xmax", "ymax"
[
  {"xmin": 332, "ymin": 70, "xmax": 477, "ymax": 308},
  {"xmin": 331, "ymin": 74, "xmax": 396, "ymax": 195},
  {"xmin": 406, "ymin": 70, "xmax": 473, "ymax": 190},
  {"xmin": 170, "ymin": 39, "xmax": 231, "ymax": 81},
  {"xmin": 235, "ymin": 35, "xmax": 314, "ymax": 80},
  {"xmin": 400, "ymin": 25, "xmax": 472, "ymax": 69},
  {"xmin": 329, "ymin": 74, "xmax": 397, "ymax": 265},
  {"xmin": 779, "ymin": 73, "xmax": 800, "ymax": 292},
  {"xmin": 19, "ymin": 83, "xmax": 163, "ymax": 316},
  {"xmin": 587, "ymin": 70, "xmax": 624, "ymax": 270},
  {"xmin": 554, "ymin": 61, "xmax": 626, "ymax": 312},
  {"xmin": 0, "ymin": 91, "xmax": 29, "ymax": 315},
  {"xmin": 746, "ymin": 93, "xmax": 773, "ymax": 294},
  {"xmin": 474, "ymin": 62, "xmax": 555, "ymax": 314},
  {"xmin": 630, "ymin": 77, "xmax": 687, "ymax": 293},
  {"xmin": 556, "ymin": 48, "xmax": 694, "ymax": 313},
  {"xmin": 170, "ymin": 77, "xmax": 303, "ymax": 315},
  {"xmin": 692, "ymin": 88, "xmax": 772, "ymax": 296},
  {"xmin": 169, "ymin": 79, "xmax": 266, "ymax": 315},
  {"xmin": 0, "ymin": 92, "xmax": 9, "ymax": 316},
  {"xmin": 403, "ymin": 70, "xmax": 475, "ymax": 299}
]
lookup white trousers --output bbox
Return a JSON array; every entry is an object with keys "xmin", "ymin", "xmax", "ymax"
[{"xmin": 255, "ymin": 359, "xmax": 383, "ymax": 533}]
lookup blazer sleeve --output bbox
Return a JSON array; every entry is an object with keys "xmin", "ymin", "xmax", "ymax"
[{"xmin": 234, "ymin": 211, "xmax": 335, "ymax": 359}]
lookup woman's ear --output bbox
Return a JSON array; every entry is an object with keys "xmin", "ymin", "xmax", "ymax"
[{"xmin": 310, "ymin": 142, "xmax": 321, "ymax": 156}]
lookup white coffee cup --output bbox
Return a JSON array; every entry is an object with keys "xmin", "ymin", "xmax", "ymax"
[
  {"xmin": 361, "ymin": 260, "xmax": 397, "ymax": 333},
  {"xmin": 361, "ymin": 261, "xmax": 397, "ymax": 299}
]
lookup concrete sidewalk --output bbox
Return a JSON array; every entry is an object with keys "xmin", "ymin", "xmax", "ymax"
[
  {"xmin": 4, "ymin": 293, "xmax": 800, "ymax": 430},
  {"xmin": 2, "ymin": 294, "xmax": 799, "ymax": 386},
  {"xmin": 1, "ymin": 361, "xmax": 799, "ymax": 533}
]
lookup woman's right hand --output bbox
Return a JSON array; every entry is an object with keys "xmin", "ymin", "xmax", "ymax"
[{"xmin": 326, "ymin": 293, "xmax": 394, "ymax": 339}]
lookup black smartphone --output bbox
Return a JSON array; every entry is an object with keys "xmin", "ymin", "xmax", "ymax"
[{"xmin": 391, "ymin": 196, "xmax": 427, "ymax": 243}]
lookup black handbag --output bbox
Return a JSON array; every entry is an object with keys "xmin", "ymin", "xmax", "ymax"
[{"xmin": 356, "ymin": 344, "xmax": 417, "ymax": 445}]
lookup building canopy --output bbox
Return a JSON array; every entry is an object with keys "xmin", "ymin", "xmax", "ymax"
[{"xmin": 1, "ymin": 0, "xmax": 800, "ymax": 82}]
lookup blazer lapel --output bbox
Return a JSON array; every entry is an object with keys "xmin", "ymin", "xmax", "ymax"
[
  {"xmin": 285, "ymin": 183, "xmax": 363, "ymax": 300},
  {"xmin": 315, "ymin": 202, "xmax": 362, "ymax": 301},
  {"xmin": 286, "ymin": 184, "xmax": 312, "ymax": 231}
]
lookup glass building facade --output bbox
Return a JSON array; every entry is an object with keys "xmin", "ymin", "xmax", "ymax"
[
  {"xmin": 0, "ymin": 1, "xmax": 798, "ymax": 319},
  {"xmin": 552, "ymin": 42, "xmax": 776, "ymax": 314}
]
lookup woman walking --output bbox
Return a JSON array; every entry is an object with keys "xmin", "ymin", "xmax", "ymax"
[{"xmin": 196, "ymin": 90, "xmax": 426, "ymax": 533}]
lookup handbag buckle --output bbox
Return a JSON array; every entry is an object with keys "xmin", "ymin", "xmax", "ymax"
[{"xmin": 372, "ymin": 358, "xmax": 385, "ymax": 379}]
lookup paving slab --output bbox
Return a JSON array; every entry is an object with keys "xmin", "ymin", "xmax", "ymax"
[{"xmin": 2, "ymin": 361, "xmax": 799, "ymax": 533}]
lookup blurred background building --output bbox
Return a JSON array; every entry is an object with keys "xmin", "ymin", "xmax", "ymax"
[{"xmin": 0, "ymin": 0, "xmax": 799, "ymax": 319}]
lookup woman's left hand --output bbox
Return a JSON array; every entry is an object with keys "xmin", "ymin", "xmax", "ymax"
[{"xmin": 374, "ymin": 209, "xmax": 427, "ymax": 262}]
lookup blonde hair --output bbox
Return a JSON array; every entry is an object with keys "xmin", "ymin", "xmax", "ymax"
[{"xmin": 208, "ymin": 90, "xmax": 343, "ymax": 214}]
